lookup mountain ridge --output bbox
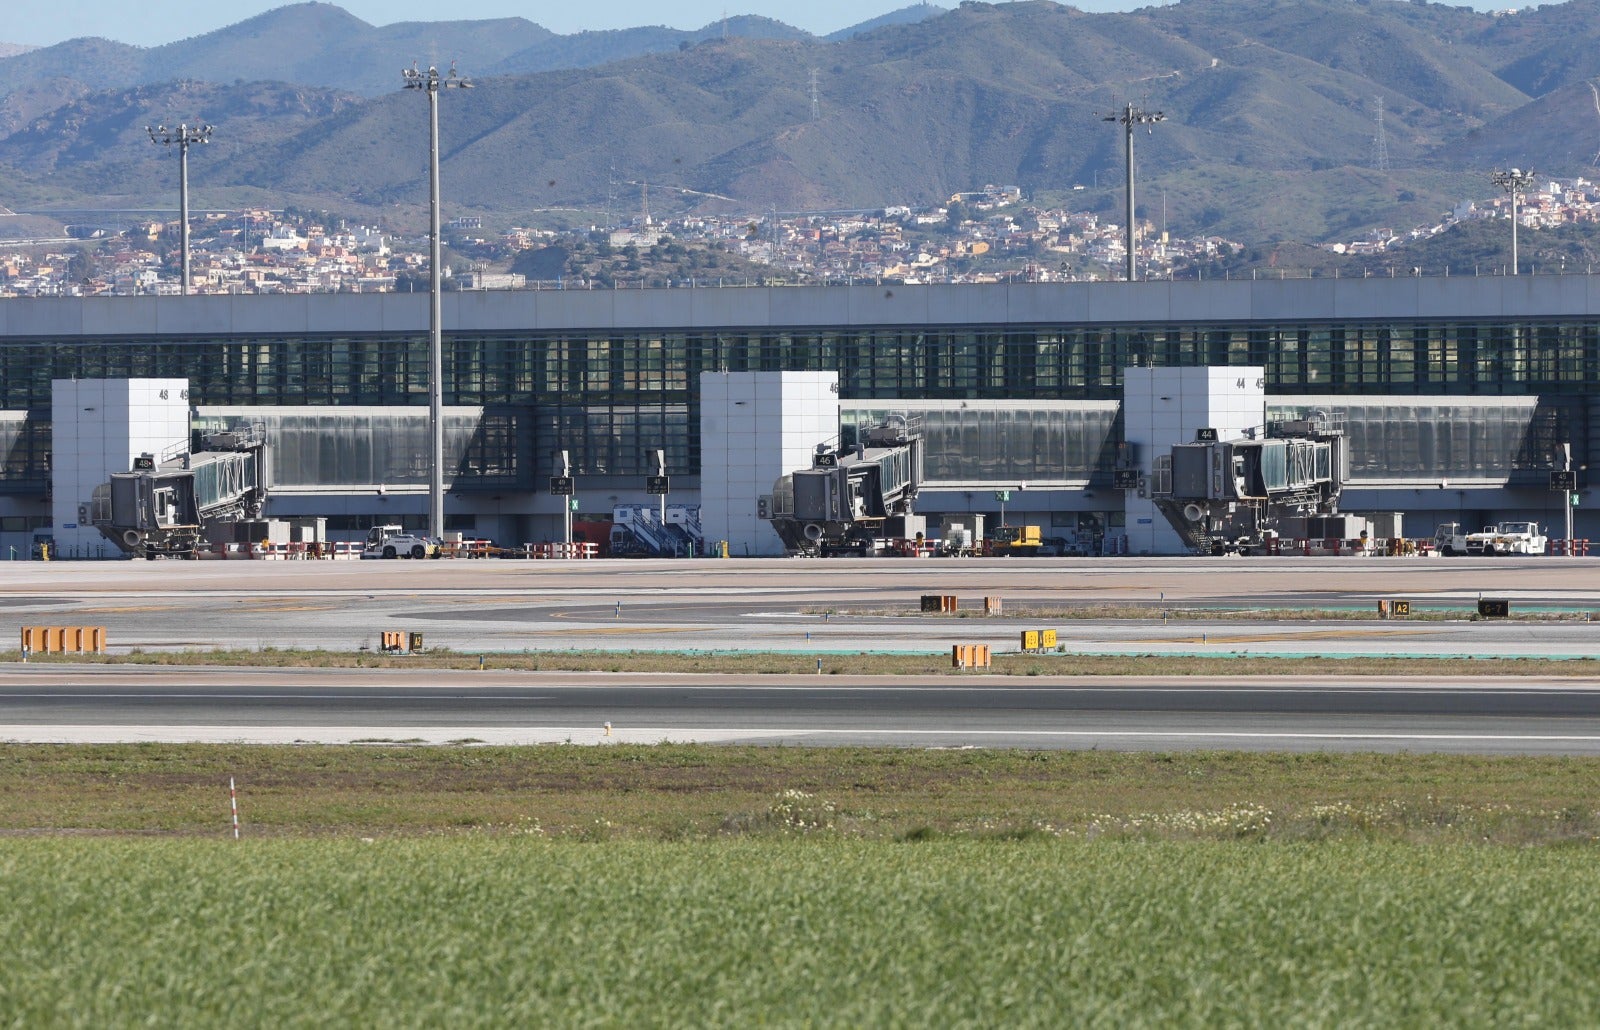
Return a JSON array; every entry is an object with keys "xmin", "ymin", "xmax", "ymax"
[{"xmin": 5, "ymin": 0, "xmax": 1600, "ymax": 250}]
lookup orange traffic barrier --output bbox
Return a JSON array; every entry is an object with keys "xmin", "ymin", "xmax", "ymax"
[
  {"xmin": 20, "ymin": 625, "xmax": 106, "ymax": 654},
  {"xmin": 950, "ymin": 644, "xmax": 991, "ymax": 669}
]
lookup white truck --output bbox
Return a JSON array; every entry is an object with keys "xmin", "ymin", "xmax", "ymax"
[
  {"xmin": 360, "ymin": 524, "xmax": 441, "ymax": 559},
  {"xmin": 1464, "ymin": 521, "xmax": 1547, "ymax": 556},
  {"xmin": 1432, "ymin": 522, "xmax": 1469, "ymax": 556}
]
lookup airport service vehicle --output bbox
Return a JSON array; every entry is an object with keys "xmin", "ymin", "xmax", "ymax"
[
  {"xmin": 1464, "ymin": 521, "xmax": 1547, "ymax": 556},
  {"xmin": 1432, "ymin": 522, "xmax": 1470, "ymax": 556},
  {"xmin": 990, "ymin": 525, "xmax": 1044, "ymax": 556},
  {"xmin": 360, "ymin": 525, "xmax": 441, "ymax": 559}
]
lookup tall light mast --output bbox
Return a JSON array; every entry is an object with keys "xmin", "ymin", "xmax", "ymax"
[
  {"xmin": 402, "ymin": 63, "xmax": 472, "ymax": 541},
  {"xmin": 1490, "ymin": 168, "xmax": 1536, "ymax": 275},
  {"xmin": 1103, "ymin": 102, "xmax": 1164, "ymax": 282},
  {"xmin": 147, "ymin": 123, "xmax": 213, "ymax": 295}
]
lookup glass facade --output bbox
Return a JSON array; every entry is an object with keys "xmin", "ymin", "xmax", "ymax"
[
  {"xmin": 196, "ymin": 409, "xmax": 523, "ymax": 489},
  {"xmin": 843, "ymin": 403, "xmax": 1119, "ymax": 484},
  {"xmin": 3, "ymin": 312, "xmax": 1598, "ymax": 491},
  {"xmin": 0, "ymin": 415, "xmax": 48, "ymax": 490},
  {"xmin": 1268, "ymin": 399, "xmax": 1575, "ymax": 483}
]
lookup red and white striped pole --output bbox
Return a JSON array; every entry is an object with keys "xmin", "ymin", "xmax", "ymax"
[{"xmin": 229, "ymin": 777, "xmax": 240, "ymax": 840}]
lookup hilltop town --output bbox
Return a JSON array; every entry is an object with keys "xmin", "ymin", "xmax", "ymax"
[{"xmin": 2, "ymin": 175, "xmax": 1595, "ymax": 297}]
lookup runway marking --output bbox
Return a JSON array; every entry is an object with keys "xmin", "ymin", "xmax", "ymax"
[
  {"xmin": 8, "ymin": 682, "xmax": 1600, "ymax": 696},
  {"xmin": 548, "ymin": 627, "xmax": 703, "ymax": 637},
  {"xmin": 67, "ymin": 606, "xmax": 179, "ymax": 613},
  {"xmin": 548, "ymin": 604, "xmax": 759, "ymax": 619},
  {"xmin": 1135, "ymin": 628, "xmax": 1434, "ymax": 645},
  {"xmin": 773, "ymin": 729, "xmax": 1600, "ymax": 742},
  {"xmin": 5, "ymin": 727, "xmax": 1600, "ymax": 747},
  {"xmin": 1, "ymin": 693, "xmax": 560, "ymax": 701}
]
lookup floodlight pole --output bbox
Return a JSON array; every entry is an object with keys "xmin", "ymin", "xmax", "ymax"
[
  {"xmin": 403, "ymin": 63, "xmax": 472, "ymax": 541},
  {"xmin": 1490, "ymin": 168, "xmax": 1536, "ymax": 275},
  {"xmin": 1103, "ymin": 102, "xmax": 1164, "ymax": 282},
  {"xmin": 146, "ymin": 123, "xmax": 213, "ymax": 295}
]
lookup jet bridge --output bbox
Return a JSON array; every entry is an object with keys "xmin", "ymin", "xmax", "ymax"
[
  {"xmin": 89, "ymin": 421, "xmax": 269, "ymax": 558},
  {"xmin": 765, "ymin": 415, "xmax": 924, "ymax": 556},
  {"xmin": 1149, "ymin": 411, "xmax": 1347, "ymax": 555}
]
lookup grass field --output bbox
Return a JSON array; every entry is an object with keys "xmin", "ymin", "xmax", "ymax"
[
  {"xmin": 6, "ymin": 645, "xmax": 1600, "ymax": 677},
  {"xmin": 3, "ymin": 744, "xmax": 1599, "ymax": 843},
  {"xmin": 5, "ymin": 746, "xmax": 1598, "ymax": 1022},
  {"xmin": 2, "ymin": 837, "xmax": 1597, "ymax": 1024}
]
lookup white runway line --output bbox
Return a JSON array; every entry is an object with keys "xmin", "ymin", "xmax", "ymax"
[{"xmin": 5, "ymin": 725, "xmax": 1600, "ymax": 746}]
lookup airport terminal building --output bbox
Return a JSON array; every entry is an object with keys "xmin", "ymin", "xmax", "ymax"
[{"xmin": 1, "ymin": 274, "xmax": 1595, "ymax": 556}]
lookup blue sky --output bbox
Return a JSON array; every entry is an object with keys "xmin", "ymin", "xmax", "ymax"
[{"xmin": 6, "ymin": 0, "xmax": 1524, "ymax": 49}]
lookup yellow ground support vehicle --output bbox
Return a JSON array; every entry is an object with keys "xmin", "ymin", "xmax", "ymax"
[{"xmin": 990, "ymin": 524, "xmax": 1043, "ymax": 556}]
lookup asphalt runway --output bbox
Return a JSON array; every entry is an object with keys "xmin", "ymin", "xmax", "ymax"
[
  {"xmin": 3, "ymin": 556, "xmax": 1600, "ymax": 752},
  {"xmin": 5, "ymin": 667, "xmax": 1600, "ymax": 754}
]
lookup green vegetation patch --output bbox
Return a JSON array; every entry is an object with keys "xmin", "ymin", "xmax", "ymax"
[
  {"xmin": 3, "ymin": 744, "xmax": 1599, "ymax": 845},
  {"xmin": 7, "ymin": 646, "xmax": 1600, "ymax": 677},
  {"xmin": 1, "ymin": 838, "xmax": 1597, "ymax": 1025}
]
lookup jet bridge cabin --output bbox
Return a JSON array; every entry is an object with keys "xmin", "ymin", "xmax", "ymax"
[
  {"xmin": 89, "ymin": 421, "xmax": 268, "ymax": 558},
  {"xmin": 1169, "ymin": 436, "xmax": 1337, "ymax": 503},
  {"xmin": 766, "ymin": 416, "xmax": 924, "ymax": 556},
  {"xmin": 1154, "ymin": 414, "xmax": 1347, "ymax": 554}
]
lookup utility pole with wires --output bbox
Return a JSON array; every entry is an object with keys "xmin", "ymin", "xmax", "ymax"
[{"xmin": 1102, "ymin": 101, "xmax": 1164, "ymax": 282}]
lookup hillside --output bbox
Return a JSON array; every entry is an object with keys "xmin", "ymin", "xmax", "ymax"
[{"xmin": 10, "ymin": 0, "xmax": 1600, "ymax": 250}]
